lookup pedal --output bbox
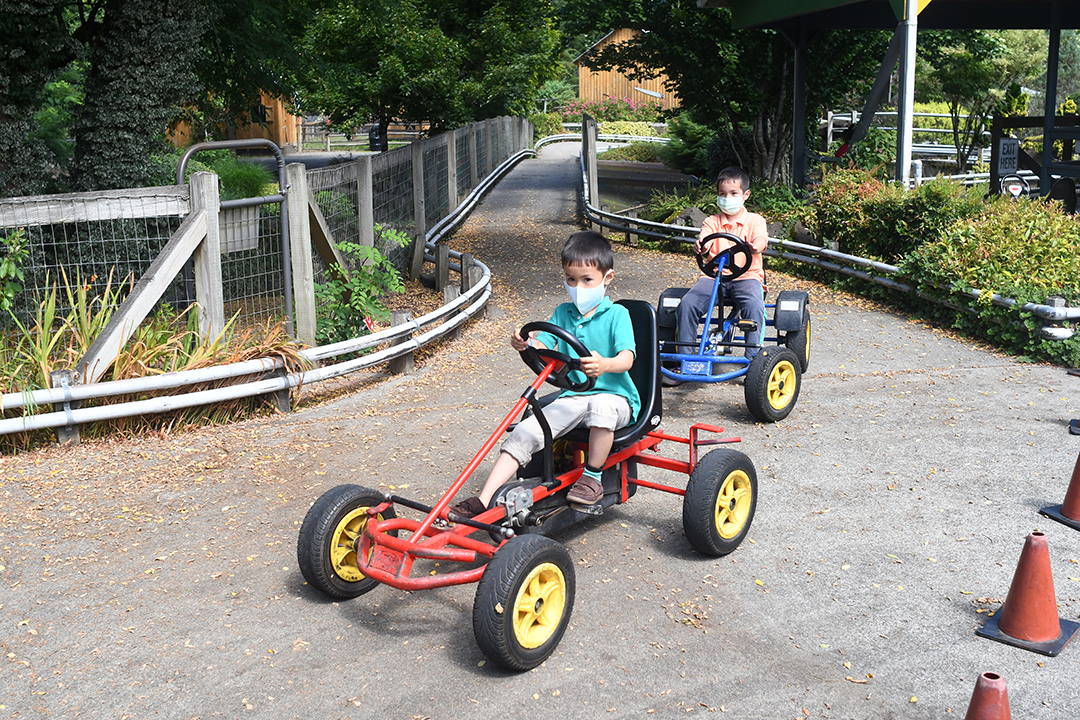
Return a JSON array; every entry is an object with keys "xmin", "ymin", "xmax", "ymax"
[
  {"xmin": 572, "ymin": 502, "xmax": 604, "ymax": 516},
  {"xmin": 736, "ymin": 319, "xmax": 759, "ymax": 332}
]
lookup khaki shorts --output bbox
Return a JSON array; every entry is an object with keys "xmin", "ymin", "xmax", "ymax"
[{"xmin": 501, "ymin": 393, "xmax": 632, "ymax": 467}]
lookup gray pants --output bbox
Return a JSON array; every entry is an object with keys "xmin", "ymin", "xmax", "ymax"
[
  {"xmin": 502, "ymin": 393, "xmax": 632, "ymax": 467},
  {"xmin": 677, "ymin": 277, "xmax": 765, "ymax": 357}
]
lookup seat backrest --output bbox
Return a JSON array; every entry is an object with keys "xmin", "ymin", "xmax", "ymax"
[{"xmin": 563, "ymin": 299, "xmax": 662, "ymax": 447}]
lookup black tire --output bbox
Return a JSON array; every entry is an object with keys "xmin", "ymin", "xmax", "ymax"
[
  {"xmin": 782, "ymin": 307, "xmax": 811, "ymax": 373},
  {"xmin": 297, "ymin": 484, "xmax": 395, "ymax": 600},
  {"xmin": 683, "ymin": 449, "xmax": 757, "ymax": 556},
  {"xmin": 472, "ymin": 535, "xmax": 575, "ymax": 671},
  {"xmin": 744, "ymin": 346, "xmax": 801, "ymax": 423}
]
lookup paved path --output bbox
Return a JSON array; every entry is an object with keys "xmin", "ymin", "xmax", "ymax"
[{"xmin": 4, "ymin": 142, "xmax": 1080, "ymax": 719}]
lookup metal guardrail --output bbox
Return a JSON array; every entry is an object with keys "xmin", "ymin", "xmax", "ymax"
[
  {"xmin": 576, "ymin": 134, "xmax": 1079, "ymax": 342},
  {"xmin": 0, "ymin": 147, "xmax": 537, "ymax": 436}
]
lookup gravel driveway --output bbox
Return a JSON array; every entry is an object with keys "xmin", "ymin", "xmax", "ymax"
[{"xmin": 3, "ymin": 142, "xmax": 1080, "ymax": 719}]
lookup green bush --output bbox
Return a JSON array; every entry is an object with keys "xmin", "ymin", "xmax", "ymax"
[
  {"xmin": 559, "ymin": 97, "xmax": 662, "ymax": 123},
  {"xmin": 643, "ymin": 184, "xmax": 713, "ymax": 224},
  {"xmin": 599, "ymin": 121, "xmax": 657, "ymax": 137},
  {"xmin": 747, "ymin": 182, "xmax": 806, "ymax": 223},
  {"xmin": 529, "ymin": 112, "xmax": 565, "ymax": 140},
  {"xmin": 658, "ymin": 114, "xmax": 714, "ymax": 177},
  {"xmin": 597, "ymin": 143, "xmax": 664, "ymax": 163},
  {"xmin": 314, "ymin": 225, "xmax": 410, "ymax": 347},
  {"xmin": 802, "ymin": 167, "xmax": 983, "ymax": 262},
  {"xmin": 899, "ymin": 197, "xmax": 1080, "ymax": 365}
]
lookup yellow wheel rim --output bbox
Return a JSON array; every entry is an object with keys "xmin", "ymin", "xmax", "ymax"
[
  {"xmin": 715, "ymin": 470, "xmax": 753, "ymax": 539},
  {"xmin": 513, "ymin": 562, "xmax": 567, "ymax": 649},
  {"xmin": 330, "ymin": 507, "xmax": 376, "ymax": 583},
  {"xmin": 767, "ymin": 360, "xmax": 797, "ymax": 410}
]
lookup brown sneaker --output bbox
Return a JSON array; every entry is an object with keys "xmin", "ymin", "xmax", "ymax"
[
  {"xmin": 450, "ymin": 496, "xmax": 486, "ymax": 519},
  {"xmin": 567, "ymin": 475, "xmax": 603, "ymax": 505}
]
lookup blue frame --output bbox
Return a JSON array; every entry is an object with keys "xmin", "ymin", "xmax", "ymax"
[{"xmin": 659, "ymin": 256, "xmax": 782, "ymax": 385}]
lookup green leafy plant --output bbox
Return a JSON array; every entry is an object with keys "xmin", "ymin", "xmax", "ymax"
[
  {"xmin": 599, "ymin": 121, "xmax": 657, "ymax": 137},
  {"xmin": 658, "ymin": 114, "xmax": 715, "ymax": 177},
  {"xmin": 0, "ymin": 230, "xmax": 30, "ymax": 313},
  {"xmin": 597, "ymin": 143, "xmax": 664, "ymax": 163},
  {"xmin": 528, "ymin": 112, "xmax": 564, "ymax": 140},
  {"xmin": 314, "ymin": 225, "xmax": 409, "ymax": 346}
]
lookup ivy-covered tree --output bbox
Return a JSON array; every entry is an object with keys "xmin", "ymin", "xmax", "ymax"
[
  {"xmin": 69, "ymin": 0, "xmax": 204, "ymax": 190},
  {"xmin": 0, "ymin": 2, "xmax": 77, "ymax": 197}
]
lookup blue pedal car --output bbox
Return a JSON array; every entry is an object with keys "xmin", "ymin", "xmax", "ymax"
[{"xmin": 657, "ymin": 232, "xmax": 810, "ymax": 423}]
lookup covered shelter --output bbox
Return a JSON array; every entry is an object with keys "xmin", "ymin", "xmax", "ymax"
[{"xmin": 698, "ymin": 0, "xmax": 1080, "ymax": 191}]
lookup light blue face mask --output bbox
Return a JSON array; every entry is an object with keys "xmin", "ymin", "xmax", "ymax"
[
  {"xmin": 565, "ymin": 281, "xmax": 607, "ymax": 315},
  {"xmin": 717, "ymin": 194, "xmax": 745, "ymax": 215}
]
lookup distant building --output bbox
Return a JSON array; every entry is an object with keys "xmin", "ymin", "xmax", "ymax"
[
  {"xmin": 170, "ymin": 93, "xmax": 300, "ymax": 150},
  {"xmin": 574, "ymin": 29, "xmax": 679, "ymax": 108}
]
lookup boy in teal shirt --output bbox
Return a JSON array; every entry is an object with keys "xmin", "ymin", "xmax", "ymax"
[{"xmin": 453, "ymin": 230, "xmax": 638, "ymax": 515}]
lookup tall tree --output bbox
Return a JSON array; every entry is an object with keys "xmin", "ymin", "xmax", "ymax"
[
  {"xmin": 576, "ymin": 0, "xmax": 888, "ymax": 182},
  {"xmin": 0, "ymin": 2, "xmax": 77, "ymax": 197},
  {"xmin": 296, "ymin": 0, "xmax": 559, "ymax": 140},
  {"xmin": 70, "ymin": 0, "xmax": 204, "ymax": 190}
]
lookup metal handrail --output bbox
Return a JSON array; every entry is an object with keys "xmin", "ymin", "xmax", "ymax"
[
  {"xmin": 577, "ymin": 134, "xmax": 1079, "ymax": 342},
  {"xmin": 0, "ymin": 141, "xmax": 536, "ymax": 434}
]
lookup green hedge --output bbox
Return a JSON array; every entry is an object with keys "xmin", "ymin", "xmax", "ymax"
[
  {"xmin": 529, "ymin": 112, "xmax": 564, "ymax": 140},
  {"xmin": 599, "ymin": 121, "xmax": 657, "ymax": 137},
  {"xmin": 798, "ymin": 167, "xmax": 1080, "ymax": 364}
]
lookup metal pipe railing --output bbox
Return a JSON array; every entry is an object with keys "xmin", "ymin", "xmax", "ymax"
[
  {"xmin": 577, "ymin": 134, "xmax": 1079, "ymax": 342},
  {"xmin": 0, "ymin": 136, "xmax": 538, "ymax": 434}
]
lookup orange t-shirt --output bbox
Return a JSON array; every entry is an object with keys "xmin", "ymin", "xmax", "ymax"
[{"xmin": 698, "ymin": 208, "xmax": 768, "ymax": 284}]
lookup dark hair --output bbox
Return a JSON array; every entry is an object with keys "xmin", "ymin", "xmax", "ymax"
[
  {"xmin": 561, "ymin": 230, "xmax": 613, "ymax": 273},
  {"xmin": 716, "ymin": 166, "xmax": 750, "ymax": 193}
]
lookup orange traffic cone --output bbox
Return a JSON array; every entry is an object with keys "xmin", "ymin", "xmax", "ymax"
[
  {"xmin": 963, "ymin": 672, "xmax": 1011, "ymax": 720},
  {"xmin": 1040, "ymin": 449, "xmax": 1080, "ymax": 530},
  {"xmin": 976, "ymin": 531, "xmax": 1080, "ymax": 655}
]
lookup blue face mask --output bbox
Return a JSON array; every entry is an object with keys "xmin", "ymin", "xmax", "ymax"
[
  {"xmin": 565, "ymin": 280, "xmax": 607, "ymax": 315},
  {"xmin": 717, "ymin": 194, "xmax": 745, "ymax": 215}
]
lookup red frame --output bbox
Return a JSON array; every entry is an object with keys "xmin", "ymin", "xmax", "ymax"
[{"xmin": 352, "ymin": 358, "xmax": 741, "ymax": 592}]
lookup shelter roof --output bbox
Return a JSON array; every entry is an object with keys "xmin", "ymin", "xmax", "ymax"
[{"xmin": 698, "ymin": 0, "xmax": 1080, "ymax": 31}]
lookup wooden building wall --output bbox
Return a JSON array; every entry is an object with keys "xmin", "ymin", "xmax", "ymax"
[
  {"xmin": 170, "ymin": 94, "xmax": 300, "ymax": 149},
  {"xmin": 576, "ymin": 29, "xmax": 679, "ymax": 108}
]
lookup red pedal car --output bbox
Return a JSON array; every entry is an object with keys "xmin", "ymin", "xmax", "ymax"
[{"xmin": 297, "ymin": 300, "xmax": 758, "ymax": 670}]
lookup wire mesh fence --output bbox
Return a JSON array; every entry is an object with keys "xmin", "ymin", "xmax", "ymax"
[
  {"xmin": 0, "ymin": 189, "xmax": 191, "ymax": 329},
  {"xmin": 372, "ymin": 149, "xmax": 416, "ymax": 275},
  {"xmin": 423, "ymin": 136, "xmax": 450, "ymax": 230},
  {"xmin": 219, "ymin": 201, "xmax": 287, "ymax": 330},
  {"xmin": 0, "ymin": 116, "xmax": 530, "ymax": 350},
  {"xmin": 456, "ymin": 130, "xmax": 473, "ymax": 201}
]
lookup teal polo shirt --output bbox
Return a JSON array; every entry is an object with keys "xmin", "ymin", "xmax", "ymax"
[{"xmin": 536, "ymin": 297, "xmax": 640, "ymax": 421}]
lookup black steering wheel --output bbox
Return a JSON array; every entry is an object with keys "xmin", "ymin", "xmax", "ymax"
[
  {"xmin": 518, "ymin": 321, "xmax": 596, "ymax": 392},
  {"xmin": 696, "ymin": 232, "xmax": 753, "ymax": 280}
]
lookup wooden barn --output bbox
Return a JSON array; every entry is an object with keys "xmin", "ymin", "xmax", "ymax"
[{"xmin": 574, "ymin": 29, "xmax": 680, "ymax": 108}]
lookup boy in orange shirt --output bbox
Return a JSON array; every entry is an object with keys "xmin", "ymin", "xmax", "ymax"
[{"xmin": 669, "ymin": 167, "xmax": 768, "ymax": 384}]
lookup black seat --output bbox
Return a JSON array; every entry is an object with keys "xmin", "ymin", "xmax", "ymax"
[{"xmin": 565, "ymin": 299, "xmax": 662, "ymax": 448}]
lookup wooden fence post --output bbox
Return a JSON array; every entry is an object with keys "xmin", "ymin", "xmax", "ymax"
[
  {"xmin": 460, "ymin": 252, "xmax": 486, "ymax": 320},
  {"xmin": 435, "ymin": 243, "xmax": 450, "ymax": 291},
  {"xmin": 444, "ymin": 285, "xmax": 462, "ymax": 341},
  {"xmin": 286, "ymin": 163, "xmax": 317, "ymax": 346},
  {"xmin": 409, "ymin": 140, "xmax": 427, "ymax": 279},
  {"xmin": 468, "ymin": 123, "xmax": 479, "ymax": 189},
  {"xmin": 389, "ymin": 310, "xmax": 414, "ymax": 375},
  {"xmin": 446, "ymin": 128, "xmax": 458, "ymax": 210},
  {"xmin": 356, "ymin": 155, "xmax": 374, "ymax": 250},
  {"xmin": 50, "ymin": 369, "xmax": 80, "ymax": 446},
  {"xmin": 190, "ymin": 172, "xmax": 225, "ymax": 342}
]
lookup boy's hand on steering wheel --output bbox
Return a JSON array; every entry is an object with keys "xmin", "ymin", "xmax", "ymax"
[
  {"xmin": 578, "ymin": 351, "xmax": 607, "ymax": 378},
  {"xmin": 510, "ymin": 329, "xmax": 530, "ymax": 352}
]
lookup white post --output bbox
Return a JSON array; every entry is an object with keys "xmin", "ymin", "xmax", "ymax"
[
  {"xmin": 356, "ymin": 155, "xmax": 374, "ymax": 249},
  {"xmin": 446, "ymin": 129, "xmax": 458, "ymax": 209},
  {"xmin": 895, "ymin": 0, "xmax": 918, "ymax": 184},
  {"xmin": 286, "ymin": 163, "xmax": 317, "ymax": 346},
  {"xmin": 468, "ymin": 122, "xmax": 479, "ymax": 189},
  {"xmin": 190, "ymin": 172, "xmax": 224, "ymax": 341},
  {"xmin": 409, "ymin": 140, "xmax": 427, "ymax": 278}
]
